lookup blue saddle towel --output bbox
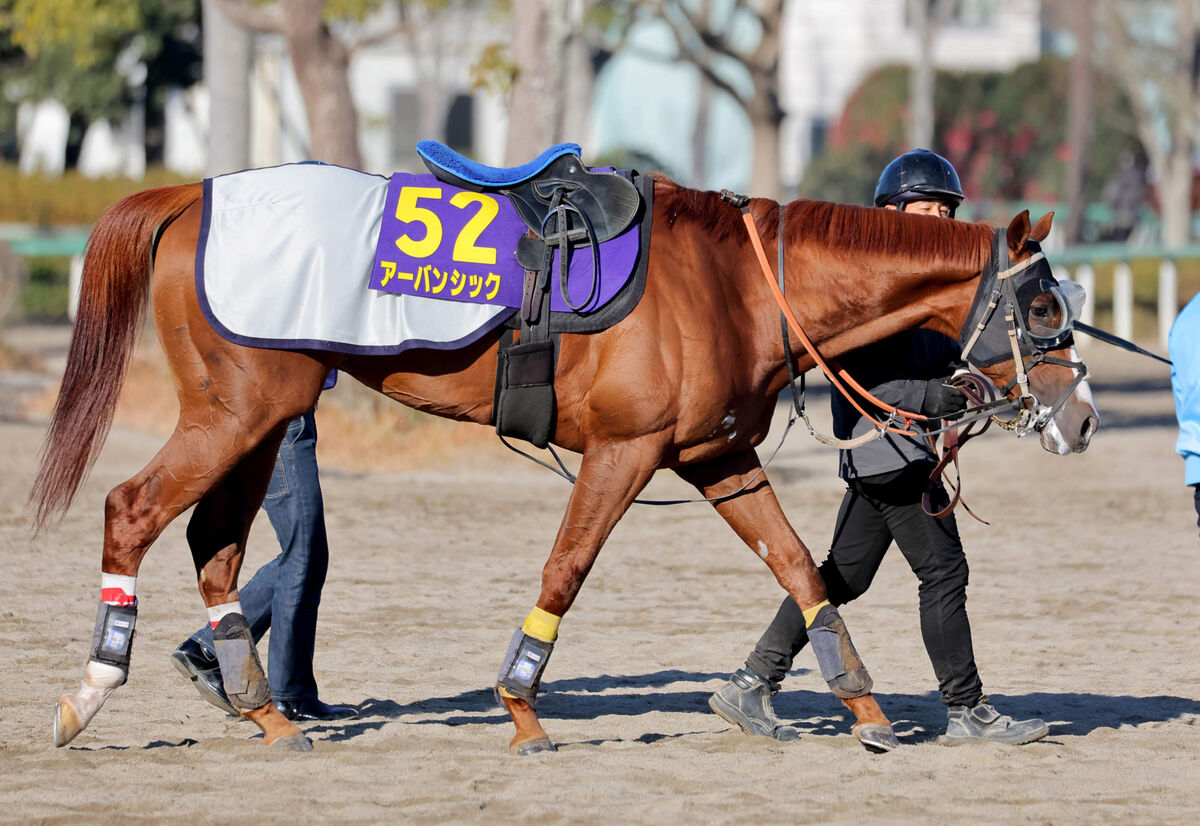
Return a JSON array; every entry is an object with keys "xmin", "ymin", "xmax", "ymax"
[{"xmin": 416, "ymin": 140, "xmax": 581, "ymax": 188}]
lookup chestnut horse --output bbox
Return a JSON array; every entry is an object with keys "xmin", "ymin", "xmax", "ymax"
[{"xmin": 33, "ymin": 175, "xmax": 1098, "ymax": 754}]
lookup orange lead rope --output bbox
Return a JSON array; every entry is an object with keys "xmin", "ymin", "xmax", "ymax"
[
  {"xmin": 734, "ymin": 202, "xmax": 930, "ymax": 436},
  {"xmin": 730, "ymin": 194, "xmax": 992, "ymax": 523}
]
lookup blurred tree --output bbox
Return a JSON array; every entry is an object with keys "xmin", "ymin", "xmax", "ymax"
[
  {"xmin": 1099, "ymin": 0, "xmax": 1199, "ymax": 245},
  {"xmin": 501, "ymin": 0, "xmax": 594, "ymax": 164},
  {"xmin": 215, "ymin": 0, "xmax": 371, "ymax": 168},
  {"xmin": 216, "ymin": 0, "xmax": 490, "ymax": 169},
  {"xmin": 1060, "ymin": 0, "xmax": 1095, "ymax": 244},
  {"xmin": 906, "ymin": 0, "xmax": 952, "ymax": 149},
  {"xmin": 656, "ymin": 0, "xmax": 783, "ymax": 199},
  {"xmin": 2, "ymin": 0, "xmax": 202, "ymax": 166},
  {"xmin": 799, "ymin": 57, "xmax": 1139, "ymax": 221},
  {"xmin": 203, "ymin": 0, "xmax": 252, "ymax": 175},
  {"xmin": 594, "ymin": 0, "xmax": 783, "ymax": 198}
]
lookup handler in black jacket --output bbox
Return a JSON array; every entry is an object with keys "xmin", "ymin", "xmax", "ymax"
[{"xmin": 708, "ymin": 150, "xmax": 1048, "ymax": 747}]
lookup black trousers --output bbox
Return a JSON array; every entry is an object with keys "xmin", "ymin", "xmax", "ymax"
[
  {"xmin": 1193, "ymin": 484, "xmax": 1200, "ymax": 533},
  {"xmin": 744, "ymin": 464, "xmax": 984, "ymax": 708}
]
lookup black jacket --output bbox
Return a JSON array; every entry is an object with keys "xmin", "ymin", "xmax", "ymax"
[{"xmin": 833, "ymin": 329, "xmax": 961, "ymax": 480}]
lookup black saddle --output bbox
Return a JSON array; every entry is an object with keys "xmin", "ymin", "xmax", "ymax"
[
  {"xmin": 416, "ymin": 140, "xmax": 641, "ymax": 248},
  {"xmin": 415, "ymin": 140, "xmax": 646, "ymax": 448}
]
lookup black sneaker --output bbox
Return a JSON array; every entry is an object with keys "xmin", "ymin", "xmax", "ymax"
[
  {"xmin": 708, "ymin": 669, "xmax": 800, "ymax": 742},
  {"xmin": 170, "ymin": 639, "xmax": 238, "ymax": 716},
  {"xmin": 943, "ymin": 701, "xmax": 1048, "ymax": 745}
]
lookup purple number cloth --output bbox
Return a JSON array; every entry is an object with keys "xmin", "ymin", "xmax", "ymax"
[{"xmin": 369, "ymin": 172, "xmax": 639, "ymax": 314}]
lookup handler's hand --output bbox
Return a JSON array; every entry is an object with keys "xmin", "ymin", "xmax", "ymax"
[{"xmin": 922, "ymin": 377, "xmax": 967, "ymax": 419}]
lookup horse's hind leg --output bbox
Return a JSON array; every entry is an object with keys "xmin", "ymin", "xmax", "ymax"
[
  {"xmin": 183, "ymin": 437, "xmax": 309, "ymax": 750},
  {"xmin": 496, "ymin": 437, "xmax": 663, "ymax": 754},
  {"xmin": 675, "ymin": 449, "xmax": 899, "ymax": 753},
  {"xmin": 54, "ymin": 408, "xmax": 309, "ymax": 747}
]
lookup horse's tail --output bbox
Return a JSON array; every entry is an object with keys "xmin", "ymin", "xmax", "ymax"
[{"xmin": 30, "ymin": 183, "xmax": 202, "ymax": 532}]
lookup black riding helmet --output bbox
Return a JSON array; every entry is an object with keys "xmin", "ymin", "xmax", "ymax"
[{"xmin": 873, "ymin": 148, "xmax": 964, "ymax": 215}]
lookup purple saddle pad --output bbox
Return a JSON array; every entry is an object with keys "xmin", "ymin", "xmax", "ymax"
[{"xmin": 369, "ymin": 172, "xmax": 639, "ymax": 314}]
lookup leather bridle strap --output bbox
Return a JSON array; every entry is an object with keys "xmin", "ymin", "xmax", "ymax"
[
  {"xmin": 922, "ymin": 373, "xmax": 995, "ymax": 523},
  {"xmin": 729, "ymin": 197, "xmax": 930, "ymax": 437}
]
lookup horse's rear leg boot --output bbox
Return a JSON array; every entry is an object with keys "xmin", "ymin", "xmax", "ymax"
[
  {"xmin": 211, "ymin": 612, "xmax": 271, "ymax": 711},
  {"xmin": 55, "ymin": 601, "xmax": 138, "ymax": 746},
  {"xmin": 90, "ymin": 601, "xmax": 137, "ymax": 672},
  {"xmin": 805, "ymin": 602, "xmax": 873, "ymax": 699}
]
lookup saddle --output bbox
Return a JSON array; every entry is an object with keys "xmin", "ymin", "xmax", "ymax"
[{"xmin": 416, "ymin": 141, "xmax": 645, "ymax": 447}]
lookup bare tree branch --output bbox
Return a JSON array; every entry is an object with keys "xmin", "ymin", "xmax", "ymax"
[
  {"xmin": 347, "ymin": 23, "xmax": 409, "ymax": 55},
  {"xmin": 1100, "ymin": 2, "xmax": 1170, "ymax": 170}
]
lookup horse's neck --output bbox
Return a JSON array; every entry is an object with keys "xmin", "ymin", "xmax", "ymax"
[{"xmin": 781, "ymin": 205, "xmax": 990, "ymax": 360}]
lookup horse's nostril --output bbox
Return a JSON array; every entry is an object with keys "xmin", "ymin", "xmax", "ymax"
[{"xmin": 1080, "ymin": 417, "xmax": 1097, "ymax": 441}]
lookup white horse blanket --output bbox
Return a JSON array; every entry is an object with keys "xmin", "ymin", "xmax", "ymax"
[{"xmin": 196, "ymin": 163, "xmax": 512, "ymax": 355}]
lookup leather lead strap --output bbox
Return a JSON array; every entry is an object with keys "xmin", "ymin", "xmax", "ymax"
[
  {"xmin": 737, "ymin": 207, "xmax": 928, "ymax": 437},
  {"xmin": 778, "ymin": 204, "xmax": 805, "ymax": 418}
]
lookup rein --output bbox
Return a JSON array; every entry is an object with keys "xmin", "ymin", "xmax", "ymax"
[
  {"xmin": 723, "ymin": 191, "xmax": 933, "ymax": 440},
  {"xmin": 1074, "ymin": 321, "xmax": 1172, "ymax": 366}
]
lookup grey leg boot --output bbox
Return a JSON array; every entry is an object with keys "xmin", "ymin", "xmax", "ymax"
[
  {"xmin": 943, "ymin": 700, "xmax": 1049, "ymax": 745},
  {"xmin": 708, "ymin": 669, "xmax": 800, "ymax": 742}
]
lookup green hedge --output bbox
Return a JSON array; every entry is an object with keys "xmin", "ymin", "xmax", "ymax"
[
  {"xmin": 19, "ymin": 257, "xmax": 72, "ymax": 320},
  {"xmin": 0, "ymin": 164, "xmax": 193, "ymax": 225}
]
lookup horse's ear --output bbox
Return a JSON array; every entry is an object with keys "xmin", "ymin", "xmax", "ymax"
[
  {"xmin": 1007, "ymin": 210, "xmax": 1031, "ymax": 256},
  {"xmin": 1030, "ymin": 212, "xmax": 1054, "ymax": 243}
]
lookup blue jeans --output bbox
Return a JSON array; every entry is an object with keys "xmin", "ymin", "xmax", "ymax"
[{"xmin": 189, "ymin": 409, "xmax": 330, "ymax": 701}]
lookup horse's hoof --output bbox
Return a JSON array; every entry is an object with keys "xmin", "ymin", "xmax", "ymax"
[
  {"xmin": 510, "ymin": 736, "xmax": 556, "ymax": 756},
  {"xmin": 269, "ymin": 732, "xmax": 313, "ymax": 752},
  {"xmin": 54, "ymin": 696, "xmax": 84, "ymax": 748},
  {"xmin": 853, "ymin": 723, "xmax": 899, "ymax": 753}
]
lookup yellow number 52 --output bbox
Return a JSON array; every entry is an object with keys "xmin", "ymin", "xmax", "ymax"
[{"xmin": 393, "ymin": 186, "xmax": 499, "ymax": 264}]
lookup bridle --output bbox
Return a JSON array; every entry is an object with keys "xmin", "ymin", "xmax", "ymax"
[{"xmin": 957, "ymin": 228, "xmax": 1090, "ymax": 438}]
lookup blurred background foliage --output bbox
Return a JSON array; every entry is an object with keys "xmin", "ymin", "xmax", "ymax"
[
  {"xmin": 798, "ymin": 57, "xmax": 1139, "ymax": 208},
  {"xmin": 0, "ymin": 165, "xmax": 192, "ymax": 224}
]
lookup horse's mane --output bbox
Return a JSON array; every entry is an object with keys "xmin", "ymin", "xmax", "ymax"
[
  {"xmin": 652, "ymin": 175, "xmax": 992, "ymax": 273},
  {"xmin": 786, "ymin": 199, "xmax": 991, "ymax": 272}
]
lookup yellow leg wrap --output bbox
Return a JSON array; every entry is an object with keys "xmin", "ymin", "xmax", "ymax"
[
  {"xmin": 522, "ymin": 607, "xmax": 561, "ymax": 643},
  {"xmin": 801, "ymin": 599, "xmax": 831, "ymax": 628}
]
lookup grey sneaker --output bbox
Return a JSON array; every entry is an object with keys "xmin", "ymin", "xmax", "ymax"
[
  {"xmin": 708, "ymin": 669, "xmax": 800, "ymax": 742},
  {"xmin": 943, "ymin": 701, "xmax": 1048, "ymax": 745}
]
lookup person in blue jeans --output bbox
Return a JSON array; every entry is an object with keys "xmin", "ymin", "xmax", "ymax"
[
  {"xmin": 1169, "ymin": 292, "xmax": 1200, "ymax": 535},
  {"xmin": 171, "ymin": 372, "xmax": 356, "ymax": 722}
]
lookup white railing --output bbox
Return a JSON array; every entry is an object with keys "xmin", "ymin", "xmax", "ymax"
[{"xmin": 1052, "ymin": 245, "xmax": 1200, "ymax": 349}]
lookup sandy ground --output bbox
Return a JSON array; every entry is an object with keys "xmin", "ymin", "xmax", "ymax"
[{"xmin": 0, "ymin": 324, "xmax": 1197, "ymax": 824}]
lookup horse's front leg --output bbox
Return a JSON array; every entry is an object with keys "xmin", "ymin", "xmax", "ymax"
[
  {"xmin": 675, "ymin": 450, "xmax": 899, "ymax": 752},
  {"xmin": 496, "ymin": 437, "xmax": 664, "ymax": 755}
]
